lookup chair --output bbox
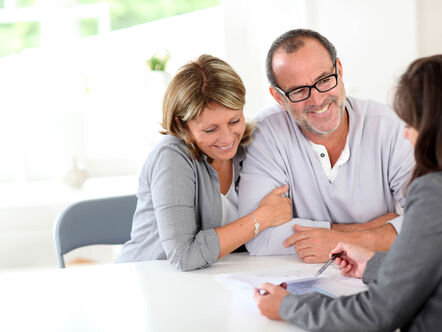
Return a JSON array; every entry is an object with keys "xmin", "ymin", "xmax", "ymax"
[{"xmin": 53, "ymin": 194, "xmax": 137, "ymax": 268}]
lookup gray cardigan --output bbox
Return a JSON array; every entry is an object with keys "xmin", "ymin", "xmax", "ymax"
[
  {"xmin": 279, "ymin": 172, "xmax": 442, "ymax": 331},
  {"xmin": 116, "ymin": 135, "xmax": 246, "ymax": 271}
]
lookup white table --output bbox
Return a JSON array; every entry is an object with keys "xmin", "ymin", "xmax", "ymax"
[{"xmin": 0, "ymin": 253, "xmax": 341, "ymax": 332}]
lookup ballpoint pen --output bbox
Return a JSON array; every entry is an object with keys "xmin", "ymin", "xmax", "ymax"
[{"xmin": 315, "ymin": 252, "xmax": 343, "ymax": 277}]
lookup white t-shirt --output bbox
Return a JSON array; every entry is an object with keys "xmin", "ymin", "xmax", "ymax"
[
  {"xmin": 220, "ymin": 171, "xmax": 239, "ymax": 226},
  {"xmin": 310, "ymin": 138, "xmax": 350, "ymax": 182}
]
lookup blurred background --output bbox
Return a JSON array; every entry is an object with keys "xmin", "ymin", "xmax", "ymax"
[{"xmin": 0, "ymin": 0, "xmax": 441, "ymax": 270}]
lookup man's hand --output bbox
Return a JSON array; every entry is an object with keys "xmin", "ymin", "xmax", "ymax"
[
  {"xmin": 285, "ymin": 222, "xmax": 396, "ymax": 263},
  {"xmin": 284, "ymin": 225, "xmax": 344, "ymax": 263},
  {"xmin": 253, "ymin": 283, "xmax": 289, "ymax": 320}
]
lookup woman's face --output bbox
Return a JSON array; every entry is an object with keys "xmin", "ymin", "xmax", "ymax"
[
  {"xmin": 404, "ymin": 125, "xmax": 419, "ymax": 147},
  {"xmin": 187, "ymin": 103, "xmax": 245, "ymax": 163}
]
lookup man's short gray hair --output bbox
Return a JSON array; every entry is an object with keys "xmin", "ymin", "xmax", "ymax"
[{"xmin": 266, "ymin": 29, "xmax": 337, "ymax": 87}]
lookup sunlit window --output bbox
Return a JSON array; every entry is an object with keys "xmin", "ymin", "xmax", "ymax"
[
  {"xmin": 0, "ymin": 0, "xmax": 219, "ymax": 57},
  {"xmin": 0, "ymin": 0, "xmax": 221, "ymax": 184}
]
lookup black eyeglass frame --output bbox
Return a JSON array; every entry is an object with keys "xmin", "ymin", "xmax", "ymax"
[{"xmin": 274, "ymin": 61, "xmax": 339, "ymax": 103}]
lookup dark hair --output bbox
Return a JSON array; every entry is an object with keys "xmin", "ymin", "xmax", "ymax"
[
  {"xmin": 266, "ymin": 29, "xmax": 337, "ymax": 87},
  {"xmin": 393, "ymin": 54, "xmax": 442, "ymax": 182}
]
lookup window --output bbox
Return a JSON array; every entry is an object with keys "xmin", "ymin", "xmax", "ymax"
[{"xmin": 0, "ymin": 0, "xmax": 221, "ymax": 184}]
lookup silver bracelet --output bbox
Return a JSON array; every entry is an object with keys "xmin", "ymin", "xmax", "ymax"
[{"xmin": 250, "ymin": 213, "xmax": 260, "ymax": 236}]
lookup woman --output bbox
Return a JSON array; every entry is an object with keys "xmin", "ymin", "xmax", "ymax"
[
  {"xmin": 116, "ymin": 55, "xmax": 292, "ymax": 271},
  {"xmin": 254, "ymin": 54, "xmax": 442, "ymax": 331}
]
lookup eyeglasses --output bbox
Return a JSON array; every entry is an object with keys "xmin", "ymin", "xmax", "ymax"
[{"xmin": 275, "ymin": 62, "xmax": 338, "ymax": 103}]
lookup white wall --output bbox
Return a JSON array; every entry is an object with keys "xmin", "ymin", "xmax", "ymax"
[
  {"xmin": 223, "ymin": 0, "xmax": 309, "ymax": 117},
  {"xmin": 418, "ymin": 0, "xmax": 442, "ymax": 57},
  {"xmin": 223, "ymin": 0, "xmax": 422, "ymax": 115}
]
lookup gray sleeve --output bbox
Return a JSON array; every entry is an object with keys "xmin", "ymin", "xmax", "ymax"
[
  {"xmin": 150, "ymin": 146, "xmax": 220, "ymax": 271},
  {"xmin": 362, "ymin": 251, "xmax": 386, "ymax": 284},
  {"xmin": 278, "ymin": 175, "xmax": 442, "ymax": 331}
]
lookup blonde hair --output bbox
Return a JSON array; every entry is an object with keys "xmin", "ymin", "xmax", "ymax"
[{"xmin": 161, "ymin": 54, "xmax": 253, "ymax": 159}]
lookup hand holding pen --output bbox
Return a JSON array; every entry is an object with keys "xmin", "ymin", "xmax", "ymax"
[
  {"xmin": 325, "ymin": 242, "xmax": 376, "ymax": 279},
  {"xmin": 315, "ymin": 252, "xmax": 344, "ymax": 277}
]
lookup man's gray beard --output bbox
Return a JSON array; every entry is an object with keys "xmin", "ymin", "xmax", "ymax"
[{"xmin": 287, "ymin": 98, "xmax": 345, "ymax": 136}]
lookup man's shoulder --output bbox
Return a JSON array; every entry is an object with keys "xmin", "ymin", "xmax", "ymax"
[
  {"xmin": 251, "ymin": 104, "xmax": 297, "ymax": 142},
  {"xmin": 348, "ymin": 96, "xmax": 399, "ymax": 123},
  {"xmin": 254, "ymin": 103, "xmax": 287, "ymax": 123}
]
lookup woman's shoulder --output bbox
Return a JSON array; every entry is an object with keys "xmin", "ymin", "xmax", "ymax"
[
  {"xmin": 149, "ymin": 135, "xmax": 192, "ymax": 160},
  {"xmin": 139, "ymin": 135, "xmax": 195, "ymax": 177},
  {"xmin": 406, "ymin": 172, "xmax": 442, "ymax": 214},
  {"xmin": 408, "ymin": 172, "xmax": 442, "ymax": 196}
]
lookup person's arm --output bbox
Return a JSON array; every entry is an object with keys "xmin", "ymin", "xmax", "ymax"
[
  {"xmin": 362, "ymin": 251, "xmax": 386, "ymax": 284},
  {"xmin": 247, "ymin": 212, "xmax": 398, "ymax": 257},
  {"xmin": 244, "ymin": 218, "xmax": 332, "ymax": 256},
  {"xmin": 331, "ymin": 212, "xmax": 398, "ymax": 231},
  {"xmin": 215, "ymin": 185, "xmax": 292, "ymax": 258},
  {"xmin": 239, "ymin": 119, "xmax": 294, "ymax": 255},
  {"xmin": 238, "ymin": 118, "xmax": 331, "ymax": 255},
  {"xmin": 271, "ymin": 175, "xmax": 442, "ymax": 331},
  {"xmin": 277, "ymin": 211, "xmax": 397, "ymax": 263},
  {"xmin": 283, "ymin": 222, "xmax": 396, "ymax": 263},
  {"xmin": 151, "ymin": 146, "xmax": 219, "ymax": 271},
  {"xmin": 153, "ymin": 145, "xmax": 292, "ymax": 270}
]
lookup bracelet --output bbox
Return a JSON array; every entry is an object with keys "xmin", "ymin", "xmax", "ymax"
[{"xmin": 250, "ymin": 213, "xmax": 260, "ymax": 236}]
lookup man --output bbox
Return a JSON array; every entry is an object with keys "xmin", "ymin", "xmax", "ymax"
[{"xmin": 238, "ymin": 29, "xmax": 414, "ymax": 263}]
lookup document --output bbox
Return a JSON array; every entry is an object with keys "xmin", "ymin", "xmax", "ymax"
[{"xmin": 215, "ymin": 264, "xmax": 367, "ymax": 298}]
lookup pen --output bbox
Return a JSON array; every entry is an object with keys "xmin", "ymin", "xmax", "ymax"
[{"xmin": 315, "ymin": 252, "xmax": 343, "ymax": 277}]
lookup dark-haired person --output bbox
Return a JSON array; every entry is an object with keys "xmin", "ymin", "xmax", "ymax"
[
  {"xmin": 254, "ymin": 54, "xmax": 442, "ymax": 331},
  {"xmin": 239, "ymin": 29, "xmax": 414, "ymax": 262},
  {"xmin": 116, "ymin": 55, "xmax": 292, "ymax": 271}
]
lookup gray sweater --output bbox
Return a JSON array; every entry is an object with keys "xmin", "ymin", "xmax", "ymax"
[
  {"xmin": 116, "ymin": 135, "xmax": 246, "ymax": 271},
  {"xmin": 279, "ymin": 172, "xmax": 442, "ymax": 332}
]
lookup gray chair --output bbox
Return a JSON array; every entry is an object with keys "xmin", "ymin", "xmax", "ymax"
[{"xmin": 53, "ymin": 194, "xmax": 137, "ymax": 268}]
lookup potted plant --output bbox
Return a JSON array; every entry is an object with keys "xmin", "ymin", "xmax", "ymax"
[
  {"xmin": 145, "ymin": 50, "xmax": 172, "ymax": 115},
  {"xmin": 146, "ymin": 51, "xmax": 171, "ymax": 71},
  {"xmin": 146, "ymin": 50, "xmax": 171, "ymax": 89}
]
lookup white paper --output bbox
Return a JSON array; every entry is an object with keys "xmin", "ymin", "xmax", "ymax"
[
  {"xmin": 215, "ymin": 265, "xmax": 314, "ymax": 290},
  {"xmin": 215, "ymin": 264, "xmax": 367, "ymax": 298},
  {"xmin": 312, "ymin": 276, "xmax": 367, "ymax": 297}
]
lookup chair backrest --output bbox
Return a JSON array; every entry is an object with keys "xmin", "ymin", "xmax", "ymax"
[{"xmin": 53, "ymin": 194, "xmax": 137, "ymax": 268}]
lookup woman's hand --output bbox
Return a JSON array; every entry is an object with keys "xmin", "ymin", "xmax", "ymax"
[
  {"xmin": 253, "ymin": 282, "xmax": 289, "ymax": 320},
  {"xmin": 331, "ymin": 242, "xmax": 375, "ymax": 278},
  {"xmin": 254, "ymin": 185, "xmax": 292, "ymax": 229}
]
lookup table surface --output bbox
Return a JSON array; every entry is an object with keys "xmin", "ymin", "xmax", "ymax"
[{"xmin": 0, "ymin": 253, "xmax": 343, "ymax": 332}]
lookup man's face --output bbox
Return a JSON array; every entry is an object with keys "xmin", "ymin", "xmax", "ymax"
[{"xmin": 271, "ymin": 39, "xmax": 346, "ymax": 137}]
